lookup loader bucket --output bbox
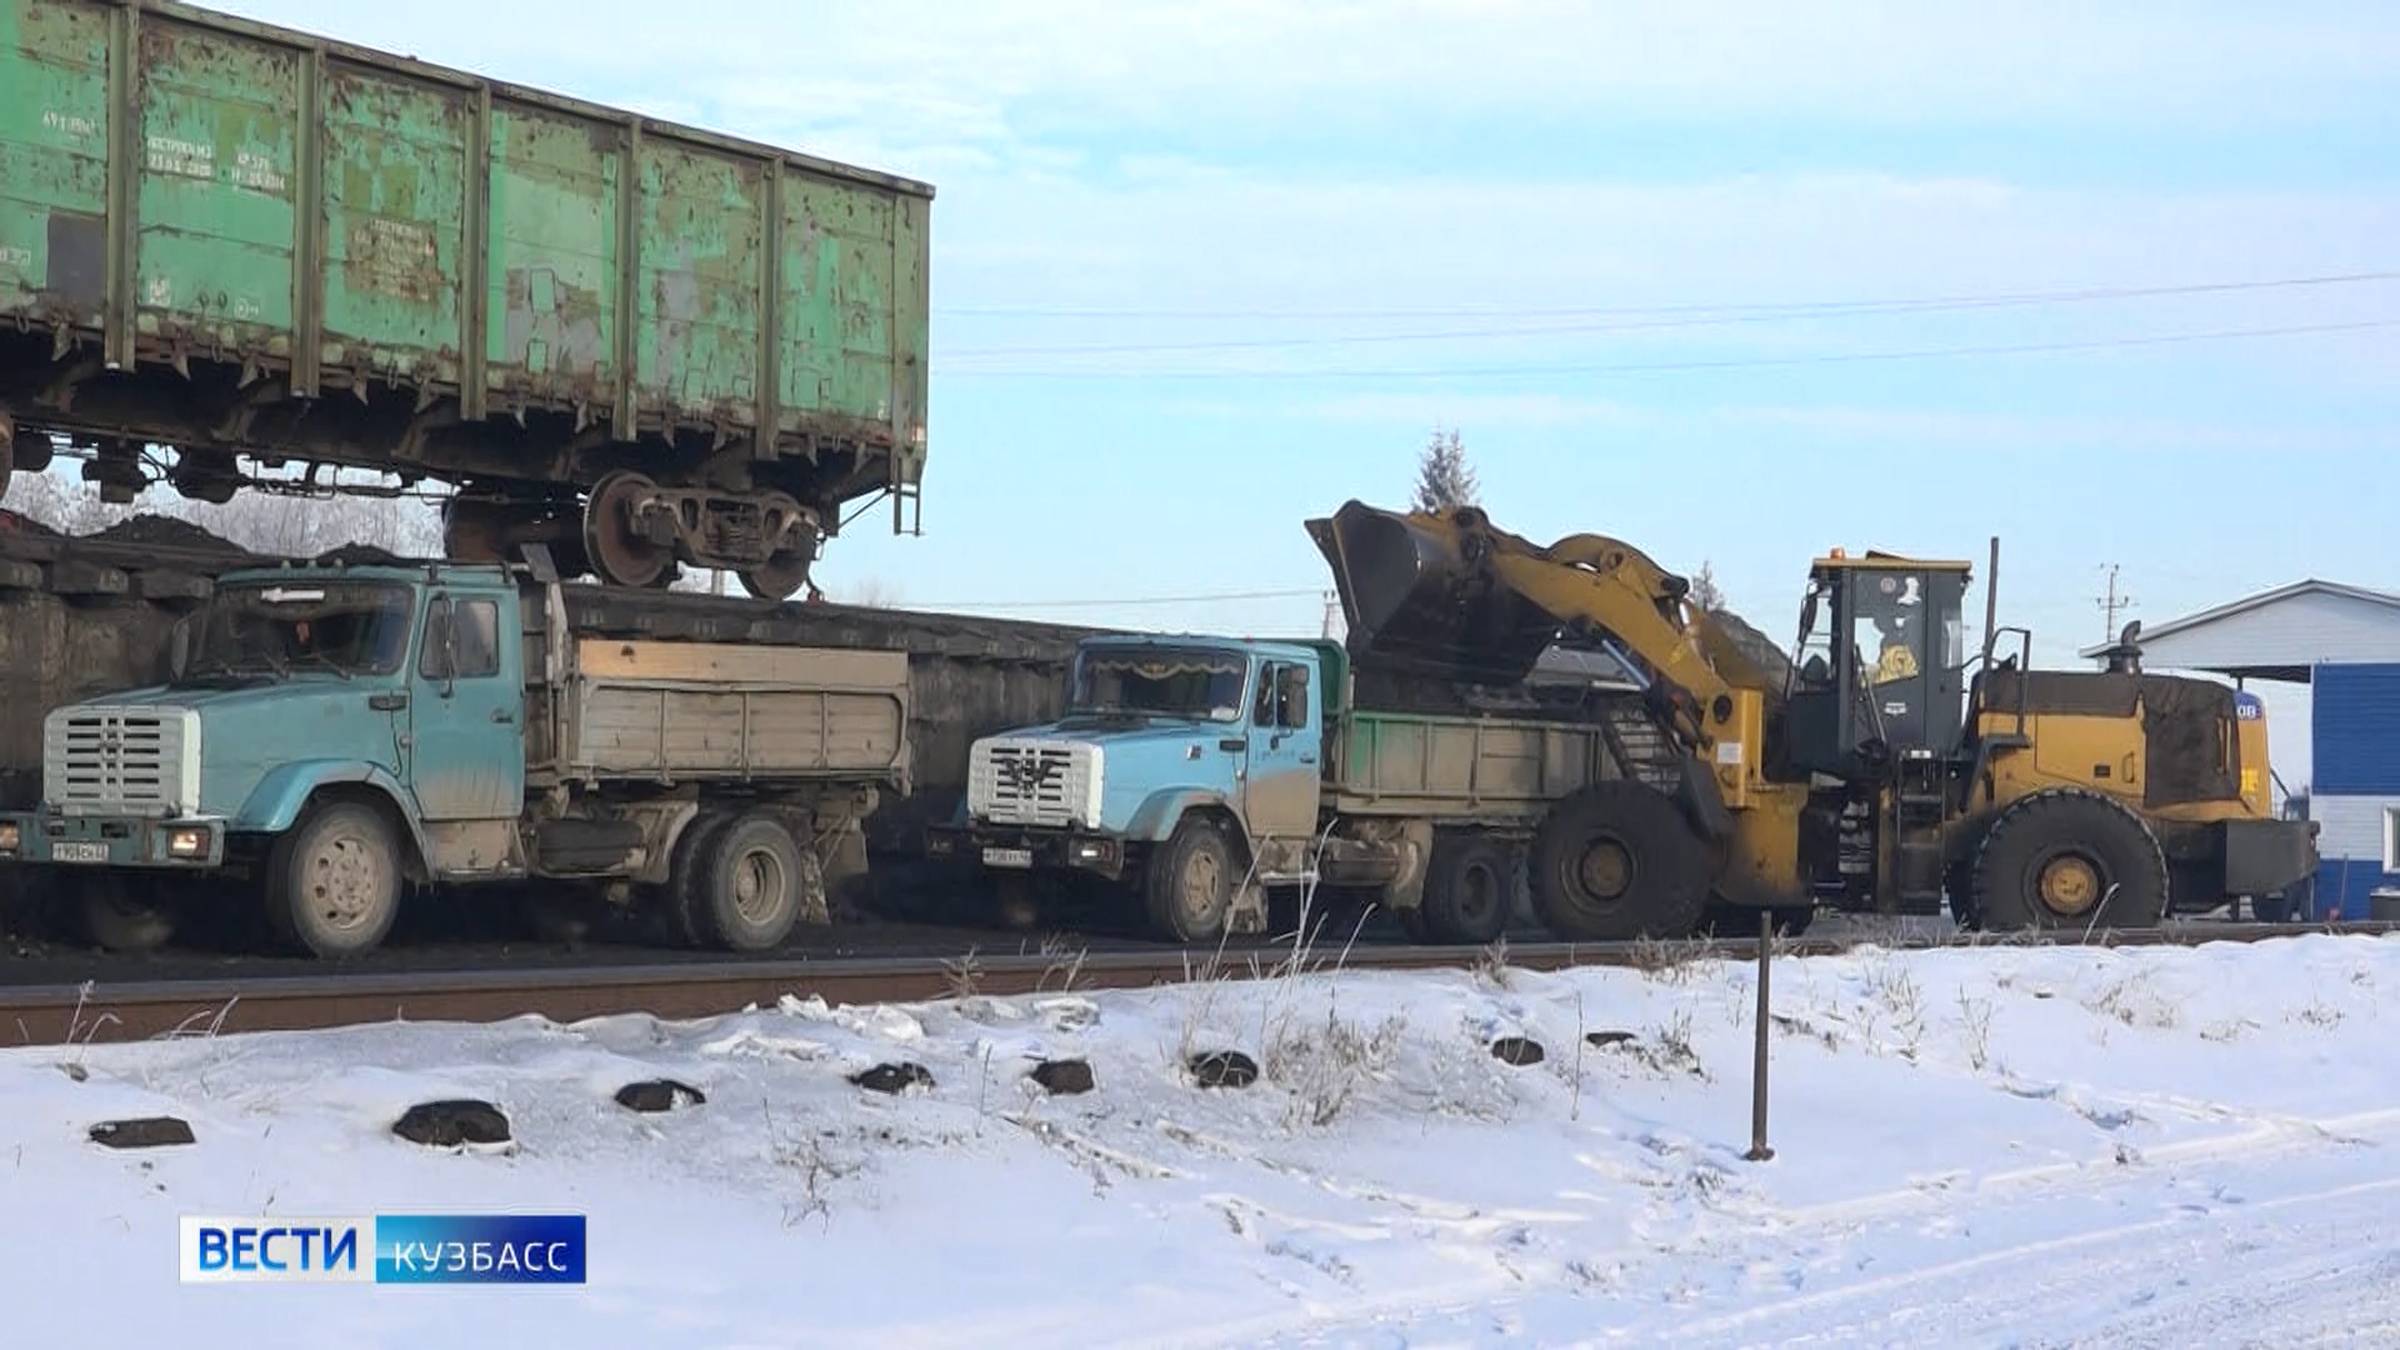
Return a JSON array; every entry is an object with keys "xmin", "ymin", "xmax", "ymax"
[{"xmin": 1305, "ymin": 500, "xmax": 1560, "ymax": 685}]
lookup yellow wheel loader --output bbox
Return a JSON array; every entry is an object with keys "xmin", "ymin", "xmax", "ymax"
[{"xmin": 1310, "ymin": 501, "xmax": 2318, "ymax": 936}]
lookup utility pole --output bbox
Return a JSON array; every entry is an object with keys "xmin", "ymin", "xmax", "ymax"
[
  {"xmin": 2096, "ymin": 564, "xmax": 2134, "ymax": 643},
  {"xmin": 1321, "ymin": 589, "xmax": 1340, "ymax": 639}
]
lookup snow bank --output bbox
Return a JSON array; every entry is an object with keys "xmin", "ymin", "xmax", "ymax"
[{"xmin": 5, "ymin": 934, "xmax": 2397, "ymax": 1347}]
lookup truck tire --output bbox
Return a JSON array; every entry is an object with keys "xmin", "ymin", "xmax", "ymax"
[
  {"xmin": 1971, "ymin": 789, "xmax": 2168, "ymax": 932},
  {"xmin": 1144, "ymin": 816, "xmax": 1237, "ymax": 944},
  {"xmin": 77, "ymin": 878, "xmax": 177, "ymax": 953},
  {"xmin": 664, "ymin": 810, "xmax": 737, "ymax": 947},
  {"xmin": 266, "ymin": 801, "xmax": 404, "ymax": 959},
  {"xmin": 1421, "ymin": 833, "xmax": 1513, "ymax": 944},
  {"xmin": 1529, "ymin": 782, "xmax": 1709, "ymax": 941},
  {"xmin": 2251, "ymin": 893, "xmax": 2292, "ymax": 924},
  {"xmin": 697, "ymin": 812, "xmax": 813, "ymax": 952}
]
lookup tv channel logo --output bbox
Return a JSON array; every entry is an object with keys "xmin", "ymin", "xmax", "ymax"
[{"xmin": 182, "ymin": 1216, "xmax": 585, "ymax": 1285}]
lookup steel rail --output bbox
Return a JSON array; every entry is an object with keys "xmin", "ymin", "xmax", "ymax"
[{"xmin": 4, "ymin": 921, "xmax": 2393, "ymax": 1048}]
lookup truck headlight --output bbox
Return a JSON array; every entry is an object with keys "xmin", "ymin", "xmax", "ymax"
[
  {"xmin": 0, "ymin": 822, "xmax": 18, "ymax": 853},
  {"xmin": 166, "ymin": 827, "xmax": 207, "ymax": 858}
]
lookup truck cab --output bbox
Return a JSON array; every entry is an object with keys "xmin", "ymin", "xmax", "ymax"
[
  {"xmin": 934, "ymin": 635, "xmax": 1328, "ymax": 941},
  {"xmin": 1, "ymin": 561, "xmax": 530, "ymax": 954}
]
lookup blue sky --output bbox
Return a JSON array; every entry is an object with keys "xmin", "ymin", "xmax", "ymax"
[{"xmin": 220, "ymin": 3, "xmax": 2400, "ymax": 778}]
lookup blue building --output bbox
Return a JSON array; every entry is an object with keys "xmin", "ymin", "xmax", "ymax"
[{"xmin": 2082, "ymin": 580, "xmax": 2400, "ymax": 919}]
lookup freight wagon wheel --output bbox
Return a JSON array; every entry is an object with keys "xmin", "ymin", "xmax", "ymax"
[
  {"xmin": 739, "ymin": 492, "xmax": 817, "ymax": 601},
  {"xmin": 76, "ymin": 877, "xmax": 177, "ymax": 953},
  {"xmin": 1144, "ymin": 816, "xmax": 1237, "ymax": 944},
  {"xmin": 266, "ymin": 800, "xmax": 403, "ymax": 959},
  {"xmin": 1970, "ymin": 789, "xmax": 2167, "ymax": 932},
  {"xmin": 582, "ymin": 471, "xmax": 673, "ymax": 589},
  {"xmin": 1528, "ymin": 781, "xmax": 1709, "ymax": 941},
  {"xmin": 698, "ymin": 812, "xmax": 815, "ymax": 952},
  {"xmin": 1421, "ymin": 832, "xmax": 1514, "ymax": 944}
]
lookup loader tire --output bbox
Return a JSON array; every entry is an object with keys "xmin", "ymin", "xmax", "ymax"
[
  {"xmin": 1420, "ymin": 832, "xmax": 1514, "ymax": 944},
  {"xmin": 1529, "ymin": 781, "xmax": 1709, "ymax": 941},
  {"xmin": 1971, "ymin": 789, "xmax": 2167, "ymax": 932}
]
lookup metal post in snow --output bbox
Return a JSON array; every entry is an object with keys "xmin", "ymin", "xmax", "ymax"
[{"xmin": 1746, "ymin": 910, "xmax": 1775, "ymax": 1162}]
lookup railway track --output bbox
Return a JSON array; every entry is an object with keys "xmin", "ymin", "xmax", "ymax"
[{"xmin": 5, "ymin": 920, "xmax": 2393, "ymax": 1048}]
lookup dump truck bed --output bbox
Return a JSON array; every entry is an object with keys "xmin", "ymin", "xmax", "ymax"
[
  {"xmin": 1324, "ymin": 709, "xmax": 1613, "ymax": 821},
  {"xmin": 531, "ymin": 638, "xmax": 909, "ymax": 789}
]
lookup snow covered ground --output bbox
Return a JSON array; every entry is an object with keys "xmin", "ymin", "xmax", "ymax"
[{"xmin": 6, "ymin": 933, "xmax": 2398, "ymax": 1348}]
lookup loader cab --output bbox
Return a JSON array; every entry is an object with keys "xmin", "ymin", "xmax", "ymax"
[{"xmin": 1782, "ymin": 553, "xmax": 1971, "ymax": 778}]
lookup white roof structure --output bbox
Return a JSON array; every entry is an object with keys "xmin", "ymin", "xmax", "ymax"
[{"xmin": 2080, "ymin": 580, "xmax": 2400, "ymax": 682}]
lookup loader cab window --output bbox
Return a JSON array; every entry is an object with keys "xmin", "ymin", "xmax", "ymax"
[{"xmin": 1783, "ymin": 564, "xmax": 1969, "ymax": 775}]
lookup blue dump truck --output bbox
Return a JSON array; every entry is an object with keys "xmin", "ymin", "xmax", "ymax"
[
  {"xmin": 931, "ymin": 632, "xmax": 1638, "ymax": 943},
  {"xmin": 0, "ymin": 556, "xmax": 909, "ymax": 956}
]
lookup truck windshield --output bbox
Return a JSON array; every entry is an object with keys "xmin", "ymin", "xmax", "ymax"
[
  {"xmin": 1069, "ymin": 647, "xmax": 1248, "ymax": 723},
  {"xmin": 188, "ymin": 582, "xmax": 415, "ymax": 681}
]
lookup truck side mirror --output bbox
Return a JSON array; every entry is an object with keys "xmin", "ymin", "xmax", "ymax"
[{"xmin": 167, "ymin": 615, "xmax": 193, "ymax": 683}]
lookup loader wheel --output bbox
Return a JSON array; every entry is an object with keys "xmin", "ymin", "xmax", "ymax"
[
  {"xmin": 77, "ymin": 877, "xmax": 177, "ymax": 953},
  {"xmin": 267, "ymin": 801, "xmax": 403, "ymax": 959},
  {"xmin": 1971, "ymin": 789, "xmax": 2167, "ymax": 932},
  {"xmin": 697, "ymin": 812, "xmax": 814, "ymax": 952},
  {"xmin": 1529, "ymin": 781, "xmax": 1709, "ymax": 941},
  {"xmin": 1144, "ymin": 816, "xmax": 1237, "ymax": 944},
  {"xmin": 1421, "ymin": 832, "xmax": 1513, "ymax": 944}
]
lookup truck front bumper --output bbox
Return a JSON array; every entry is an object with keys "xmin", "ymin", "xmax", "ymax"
[
  {"xmin": 0, "ymin": 812, "xmax": 226, "ymax": 870},
  {"xmin": 926, "ymin": 823, "xmax": 1128, "ymax": 881}
]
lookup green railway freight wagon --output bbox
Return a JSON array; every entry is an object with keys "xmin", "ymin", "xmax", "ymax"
[{"xmin": 0, "ymin": 0, "xmax": 931, "ymax": 597}]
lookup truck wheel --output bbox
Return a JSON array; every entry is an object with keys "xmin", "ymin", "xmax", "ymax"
[
  {"xmin": 663, "ymin": 810, "xmax": 737, "ymax": 947},
  {"xmin": 1529, "ymin": 781, "xmax": 1709, "ymax": 941},
  {"xmin": 1971, "ymin": 789, "xmax": 2167, "ymax": 932},
  {"xmin": 1144, "ymin": 817, "xmax": 1237, "ymax": 944},
  {"xmin": 698, "ymin": 812, "xmax": 813, "ymax": 951},
  {"xmin": 267, "ymin": 801, "xmax": 403, "ymax": 959},
  {"xmin": 1421, "ymin": 833, "xmax": 1513, "ymax": 944},
  {"xmin": 2251, "ymin": 894, "xmax": 2293, "ymax": 924},
  {"xmin": 77, "ymin": 878, "xmax": 177, "ymax": 952}
]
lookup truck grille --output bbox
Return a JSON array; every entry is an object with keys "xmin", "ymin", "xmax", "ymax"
[
  {"xmin": 43, "ymin": 706, "xmax": 200, "ymax": 817},
  {"xmin": 969, "ymin": 739, "xmax": 1100, "ymax": 829}
]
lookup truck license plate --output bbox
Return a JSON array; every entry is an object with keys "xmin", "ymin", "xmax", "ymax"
[
  {"xmin": 982, "ymin": 847, "xmax": 1034, "ymax": 869},
  {"xmin": 54, "ymin": 841, "xmax": 108, "ymax": 864}
]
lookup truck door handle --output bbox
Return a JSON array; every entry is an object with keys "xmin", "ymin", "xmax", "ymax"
[
  {"xmin": 368, "ymin": 692, "xmax": 408, "ymax": 711},
  {"xmin": 1219, "ymin": 739, "xmax": 1246, "ymax": 753},
  {"xmin": 491, "ymin": 708, "xmax": 518, "ymax": 724},
  {"xmin": 1298, "ymin": 753, "xmax": 1317, "ymax": 764}
]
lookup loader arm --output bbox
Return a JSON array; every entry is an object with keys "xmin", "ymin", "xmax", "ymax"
[{"xmin": 1309, "ymin": 501, "xmax": 1773, "ymax": 756}]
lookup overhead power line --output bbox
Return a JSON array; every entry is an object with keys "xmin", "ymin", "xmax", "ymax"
[
  {"xmin": 938, "ymin": 316, "xmax": 2399, "ymax": 382},
  {"xmin": 936, "ymin": 269, "xmax": 2400, "ymax": 325}
]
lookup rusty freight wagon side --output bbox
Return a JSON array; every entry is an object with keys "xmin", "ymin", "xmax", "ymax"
[{"xmin": 0, "ymin": 0, "xmax": 931, "ymax": 597}]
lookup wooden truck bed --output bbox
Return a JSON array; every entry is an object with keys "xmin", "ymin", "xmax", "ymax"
[{"xmin": 532, "ymin": 639, "xmax": 910, "ymax": 789}]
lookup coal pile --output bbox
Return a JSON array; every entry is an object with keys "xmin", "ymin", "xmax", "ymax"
[{"xmin": 90, "ymin": 514, "xmax": 251, "ymax": 556}]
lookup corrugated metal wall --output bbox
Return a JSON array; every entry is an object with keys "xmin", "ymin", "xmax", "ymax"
[{"xmin": 2310, "ymin": 661, "xmax": 2400, "ymax": 917}]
